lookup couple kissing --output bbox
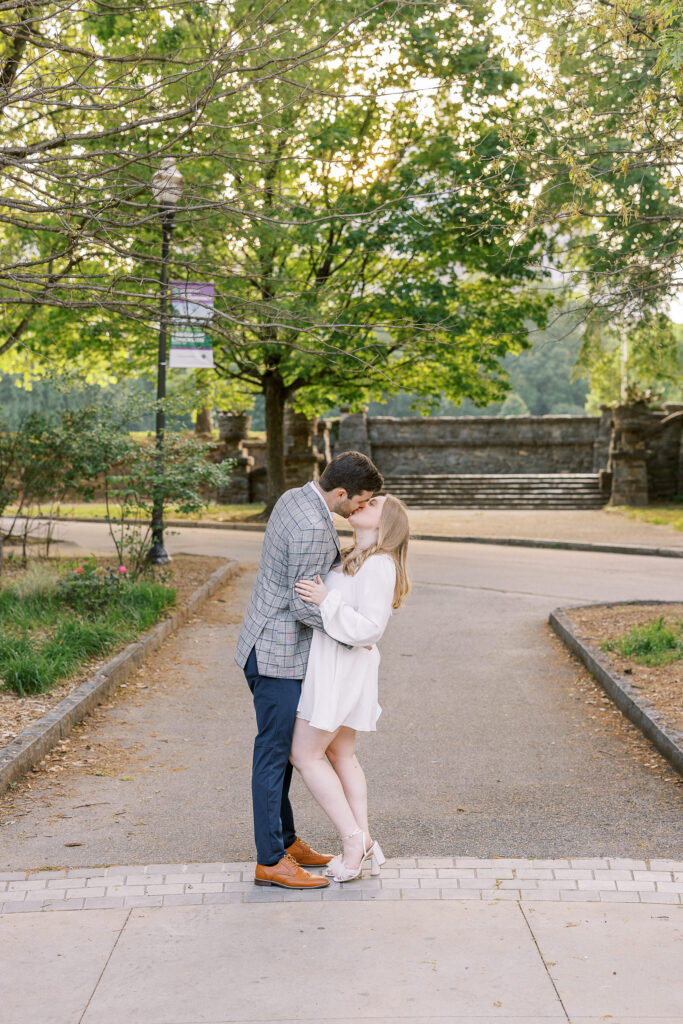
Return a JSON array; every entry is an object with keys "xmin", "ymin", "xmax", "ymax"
[{"xmin": 235, "ymin": 451, "xmax": 410, "ymax": 890}]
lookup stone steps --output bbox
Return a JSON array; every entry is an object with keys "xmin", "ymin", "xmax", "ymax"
[{"xmin": 381, "ymin": 473, "xmax": 608, "ymax": 509}]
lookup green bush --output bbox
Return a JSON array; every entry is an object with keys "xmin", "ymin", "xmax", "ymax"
[
  {"xmin": 0, "ymin": 397, "xmax": 233, "ymax": 574},
  {"xmin": 602, "ymin": 616, "xmax": 683, "ymax": 668},
  {"xmin": 55, "ymin": 557, "xmax": 129, "ymax": 614}
]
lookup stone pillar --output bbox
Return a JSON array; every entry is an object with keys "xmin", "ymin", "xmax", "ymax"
[
  {"xmin": 593, "ymin": 408, "xmax": 612, "ymax": 472},
  {"xmin": 663, "ymin": 404, "xmax": 683, "ymax": 497},
  {"xmin": 283, "ymin": 408, "xmax": 325, "ymax": 488},
  {"xmin": 608, "ymin": 405, "xmax": 649, "ymax": 506},
  {"xmin": 215, "ymin": 411, "xmax": 253, "ymax": 504},
  {"xmin": 311, "ymin": 418, "xmax": 332, "ymax": 468},
  {"xmin": 594, "ymin": 407, "xmax": 614, "ymax": 495},
  {"xmin": 333, "ymin": 409, "xmax": 372, "ymax": 458}
]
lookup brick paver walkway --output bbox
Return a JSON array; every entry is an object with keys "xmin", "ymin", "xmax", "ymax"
[{"xmin": 2, "ymin": 858, "xmax": 681, "ymax": 913}]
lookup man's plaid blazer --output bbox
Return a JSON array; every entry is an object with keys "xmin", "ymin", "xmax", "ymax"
[{"xmin": 234, "ymin": 484, "xmax": 341, "ymax": 678}]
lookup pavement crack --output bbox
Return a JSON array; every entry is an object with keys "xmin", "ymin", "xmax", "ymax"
[
  {"xmin": 414, "ymin": 579, "xmax": 593, "ymax": 602},
  {"xmin": 78, "ymin": 907, "xmax": 132, "ymax": 1024},
  {"xmin": 517, "ymin": 902, "xmax": 570, "ymax": 1021}
]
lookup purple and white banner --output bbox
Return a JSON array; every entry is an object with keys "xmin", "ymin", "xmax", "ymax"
[{"xmin": 169, "ymin": 281, "xmax": 215, "ymax": 368}]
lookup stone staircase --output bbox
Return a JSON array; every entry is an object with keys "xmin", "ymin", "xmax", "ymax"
[{"xmin": 381, "ymin": 473, "xmax": 608, "ymax": 509}]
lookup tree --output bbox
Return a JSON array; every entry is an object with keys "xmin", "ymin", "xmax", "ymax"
[
  {"xmin": 497, "ymin": 0, "xmax": 683, "ymax": 402},
  {"xmin": 577, "ymin": 312, "xmax": 682, "ymax": 411},
  {"xmin": 201, "ymin": 4, "xmax": 552, "ymax": 507},
  {"xmin": 505, "ymin": 306, "xmax": 589, "ymax": 415},
  {"xmin": 370, "ymin": 303, "xmax": 589, "ymax": 418},
  {"xmin": 0, "ymin": 0, "xmax": 412, "ymax": 367},
  {"xmin": 1, "ymin": 0, "xmax": 555, "ymax": 510}
]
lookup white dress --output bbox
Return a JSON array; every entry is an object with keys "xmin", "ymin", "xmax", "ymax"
[{"xmin": 296, "ymin": 553, "xmax": 396, "ymax": 733}]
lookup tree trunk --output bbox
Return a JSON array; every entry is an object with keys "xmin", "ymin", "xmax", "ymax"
[
  {"xmin": 195, "ymin": 406, "xmax": 213, "ymax": 435},
  {"xmin": 263, "ymin": 371, "xmax": 287, "ymax": 515}
]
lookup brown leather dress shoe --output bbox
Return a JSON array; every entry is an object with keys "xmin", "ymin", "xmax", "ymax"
[
  {"xmin": 254, "ymin": 854, "xmax": 330, "ymax": 889},
  {"xmin": 286, "ymin": 837, "xmax": 333, "ymax": 867}
]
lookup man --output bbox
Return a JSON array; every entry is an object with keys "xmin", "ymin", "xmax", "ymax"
[{"xmin": 235, "ymin": 450, "xmax": 384, "ymax": 889}]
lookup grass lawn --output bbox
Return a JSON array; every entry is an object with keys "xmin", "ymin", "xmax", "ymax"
[
  {"xmin": 610, "ymin": 504, "xmax": 683, "ymax": 532},
  {"xmin": 0, "ymin": 560, "xmax": 176, "ymax": 696},
  {"xmin": 5, "ymin": 502, "xmax": 266, "ymax": 524}
]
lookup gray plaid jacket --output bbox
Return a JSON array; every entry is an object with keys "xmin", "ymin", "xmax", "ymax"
[{"xmin": 234, "ymin": 484, "xmax": 341, "ymax": 678}]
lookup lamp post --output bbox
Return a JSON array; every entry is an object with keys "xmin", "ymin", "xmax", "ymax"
[{"xmin": 148, "ymin": 157, "xmax": 184, "ymax": 565}]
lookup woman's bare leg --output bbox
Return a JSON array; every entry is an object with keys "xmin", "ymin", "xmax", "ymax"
[
  {"xmin": 326, "ymin": 727, "xmax": 370, "ymax": 839},
  {"xmin": 290, "ymin": 718, "xmax": 367, "ymax": 869}
]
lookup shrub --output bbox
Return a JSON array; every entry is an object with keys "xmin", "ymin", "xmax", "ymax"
[
  {"xmin": 55, "ymin": 557, "xmax": 129, "ymax": 615},
  {"xmin": 603, "ymin": 616, "xmax": 683, "ymax": 667},
  {"xmin": 0, "ymin": 397, "xmax": 233, "ymax": 575},
  {"xmin": 102, "ymin": 431, "xmax": 232, "ymax": 578}
]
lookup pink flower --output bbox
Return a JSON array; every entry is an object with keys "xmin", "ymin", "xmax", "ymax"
[
  {"xmin": 75, "ymin": 567, "xmax": 84, "ymax": 574},
  {"xmin": 118, "ymin": 566, "xmax": 127, "ymax": 574}
]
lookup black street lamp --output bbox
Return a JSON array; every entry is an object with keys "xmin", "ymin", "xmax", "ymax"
[{"xmin": 148, "ymin": 157, "xmax": 184, "ymax": 565}]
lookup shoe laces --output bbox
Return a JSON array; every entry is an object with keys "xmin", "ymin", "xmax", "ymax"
[{"xmin": 284, "ymin": 853, "xmax": 300, "ymax": 868}]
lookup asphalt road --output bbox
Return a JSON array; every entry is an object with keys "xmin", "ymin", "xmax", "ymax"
[{"xmin": 0, "ymin": 522, "xmax": 681, "ymax": 868}]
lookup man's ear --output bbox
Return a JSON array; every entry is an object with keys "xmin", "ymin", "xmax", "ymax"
[{"xmin": 336, "ymin": 488, "xmax": 348, "ymax": 502}]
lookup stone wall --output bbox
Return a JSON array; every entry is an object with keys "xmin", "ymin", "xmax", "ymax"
[
  {"xmin": 333, "ymin": 407, "xmax": 682, "ymax": 498},
  {"xmin": 635, "ymin": 405, "xmax": 683, "ymax": 501},
  {"xmin": 216, "ymin": 405, "xmax": 683, "ymax": 505},
  {"xmin": 336, "ymin": 411, "xmax": 607, "ymax": 475}
]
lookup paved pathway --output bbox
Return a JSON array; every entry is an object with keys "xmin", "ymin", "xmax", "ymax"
[
  {"xmin": 2, "ymin": 523, "xmax": 682, "ymax": 1023},
  {"xmin": 2, "ymin": 860, "xmax": 682, "ymax": 1024},
  {"xmin": 404, "ymin": 507, "xmax": 683, "ymax": 548},
  {"xmin": 0, "ymin": 527, "xmax": 681, "ymax": 869}
]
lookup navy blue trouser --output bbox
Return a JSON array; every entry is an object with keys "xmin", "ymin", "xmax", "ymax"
[{"xmin": 244, "ymin": 646, "xmax": 301, "ymax": 866}]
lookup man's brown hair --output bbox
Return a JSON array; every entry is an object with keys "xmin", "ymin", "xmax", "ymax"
[{"xmin": 319, "ymin": 451, "xmax": 383, "ymax": 498}]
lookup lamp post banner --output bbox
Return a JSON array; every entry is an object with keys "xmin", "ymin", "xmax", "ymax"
[{"xmin": 169, "ymin": 281, "xmax": 215, "ymax": 367}]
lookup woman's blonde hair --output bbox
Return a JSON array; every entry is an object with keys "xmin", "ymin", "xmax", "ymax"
[{"xmin": 342, "ymin": 494, "xmax": 411, "ymax": 609}]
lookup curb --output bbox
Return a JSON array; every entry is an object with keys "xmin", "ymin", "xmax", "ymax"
[
  {"xmin": 549, "ymin": 602, "xmax": 683, "ymax": 777},
  {"xmin": 13, "ymin": 515, "xmax": 683, "ymax": 559},
  {"xmin": 0, "ymin": 560, "xmax": 240, "ymax": 796},
  {"xmin": 412, "ymin": 535, "xmax": 683, "ymax": 558}
]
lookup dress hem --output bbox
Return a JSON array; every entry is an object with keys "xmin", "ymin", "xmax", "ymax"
[{"xmin": 295, "ymin": 711, "xmax": 378, "ymax": 733}]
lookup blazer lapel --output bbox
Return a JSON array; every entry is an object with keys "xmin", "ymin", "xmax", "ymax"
[
  {"xmin": 299, "ymin": 484, "xmax": 341, "ymax": 559},
  {"xmin": 326, "ymin": 513, "xmax": 342, "ymax": 562}
]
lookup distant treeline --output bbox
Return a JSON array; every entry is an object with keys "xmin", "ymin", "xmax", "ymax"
[
  {"xmin": 5, "ymin": 312, "xmax": 679, "ymax": 431},
  {"xmin": 0, "ymin": 318, "xmax": 587, "ymax": 432},
  {"xmin": 0, "ymin": 377, "xmax": 193, "ymax": 432},
  {"xmin": 369, "ymin": 311, "xmax": 589, "ymax": 419}
]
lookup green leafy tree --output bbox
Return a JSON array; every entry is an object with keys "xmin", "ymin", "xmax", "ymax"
[
  {"xmin": 100, "ymin": 431, "xmax": 233, "ymax": 577},
  {"xmin": 505, "ymin": 307, "xmax": 589, "ymax": 415},
  {"xmin": 200, "ymin": 6, "xmax": 552, "ymax": 507},
  {"xmin": 578, "ymin": 313, "xmax": 682, "ymax": 412},
  {"xmin": 0, "ymin": 0, "xmax": 410, "ymax": 367},
  {"xmin": 0, "ymin": 406, "xmax": 122, "ymax": 561},
  {"xmin": 498, "ymin": 0, "xmax": 683, "ymax": 403},
  {"xmin": 1, "ymin": 1, "xmax": 554, "ymax": 511}
]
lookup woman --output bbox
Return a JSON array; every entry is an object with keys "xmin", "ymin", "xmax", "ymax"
[{"xmin": 290, "ymin": 493, "xmax": 410, "ymax": 883}]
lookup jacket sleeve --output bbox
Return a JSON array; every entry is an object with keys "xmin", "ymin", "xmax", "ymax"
[
  {"xmin": 319, "ymin": 556, "xmax": 395, "ymax": 646},
  {"xmin": 286, "ymin": 527, "xmax": 330, "ymax": 630}
]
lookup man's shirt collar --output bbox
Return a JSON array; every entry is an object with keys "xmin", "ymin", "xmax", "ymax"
[{"xmin": 308, "ymin": 480, "xmax": 333, "ymax": 520}]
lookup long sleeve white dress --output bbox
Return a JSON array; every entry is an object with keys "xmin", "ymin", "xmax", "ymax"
[{"xmin": 296, "ymin": 553, "xmax": 396, "ymax": 733}]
